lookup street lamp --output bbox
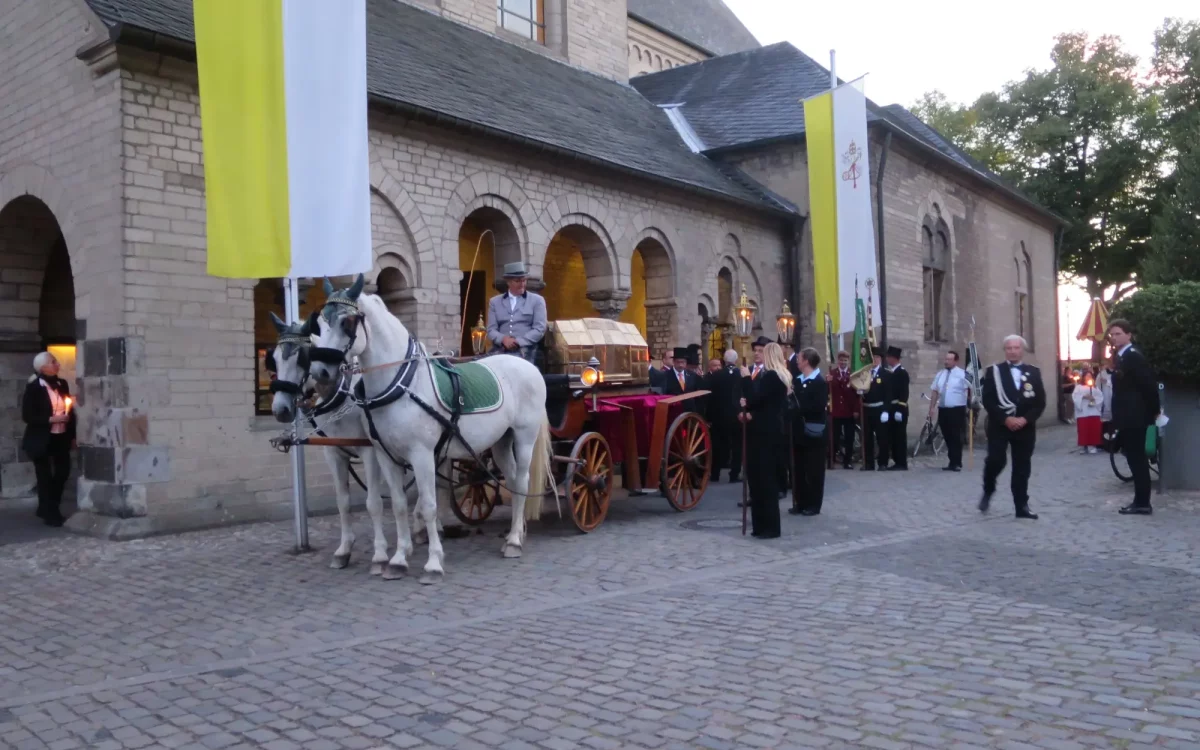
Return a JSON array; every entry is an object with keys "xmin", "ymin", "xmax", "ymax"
[
  {"xmin": 734, "ymin": 284, "xmax": 754, "ymax": 338},
  {"xmin": 470, "ymin": 313, "xmax": 488, "ymax": 355},
  {"xmin": 775, "ymin": 299, "xmax": 795, "ymax": 343}
]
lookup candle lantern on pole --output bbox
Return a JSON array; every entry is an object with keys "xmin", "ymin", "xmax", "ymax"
[
  {"xmin": 470, "ymin": 314, "xmax": 488, "ymax": 356},
  {"xmin": 775, "ymin": 299, "xmax": 795, "ymax": 345},
  {"xmin": 733, "ymin": 284, "xmax": 755, "ymax": 364}
]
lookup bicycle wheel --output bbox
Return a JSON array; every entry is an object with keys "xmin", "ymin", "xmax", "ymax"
[
  {"xmin": 1110, "ymin": 443, "xmax": 1133, "ymax": 482},
  {"xmin": 931, "ymin": 426, "xmax": 946, "ymax": 456},
  {"xmin": 912, "ymin": 421, "xmax": 932, "ymax": 458}
]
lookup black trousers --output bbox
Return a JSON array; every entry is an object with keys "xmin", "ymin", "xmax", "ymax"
[
  {"xmin": 1119, "ymin": 426, "xmax": 1153, "ymax": 507},
  {"xmin": 833, "ymin": 417, "xmax": 856, "ymax": 466},
  {"xmin": 938, "ymin": 406, "xmax": 966, "ymax": 468},
  {"xmin": 889, "ymin": 406, "xmax": 909, "ymax": 468},
  {"xmin": 710, "ymin": 416, "xmax": 735, "ymax": 479},
  {"xmin": 792, "ymin": 433, "xmax": 827, "ymax": 513},
  {"xmin": 776, "ymin": 425, "xmax": 791, "ymax": 491},
  {"xmin": 746, "ymin": 429, "xmax": 781, "ymax": 537},
  {"xmin": 863, "ymin": 408, "xmax": 889, "ymax": 469},
  {"xmin": 983, "ymin": 425, "xmax": 1035, "ymax": 509},
  {"xmin": 34, "ymin": 434, "xmax": 72, "ymax": 520}
]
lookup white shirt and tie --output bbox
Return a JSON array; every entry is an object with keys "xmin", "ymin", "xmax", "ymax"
[
  {"xmin": 931, "ymin": 366, "xmax": 969, "ymax": 408},
  {"xmin": 1009, "ymin": 361, "xmax": 1024, "ymax": 392}
]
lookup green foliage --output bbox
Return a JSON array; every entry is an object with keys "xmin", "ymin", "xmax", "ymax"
[
  {"xmin": 1144, "ymin": 131, "xmax": 1200, "ymax": 284},
  {"xmin": 1112, "ymin": 282, "xmax": 1200, "ymax": 382}
]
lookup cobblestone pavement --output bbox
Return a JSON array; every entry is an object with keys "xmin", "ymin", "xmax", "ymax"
[{"xmin": 2, "ymin": 425, "xmax": 1199, "ymax": 749}]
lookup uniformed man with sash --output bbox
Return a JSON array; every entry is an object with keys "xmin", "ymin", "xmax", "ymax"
[
  {"xmin": 885, "ymin": 346, "xmax": 909, "ymax": 470},
  {"xmin": 858, "ymin": 346, "xmax": 891, "ymax": 471}
]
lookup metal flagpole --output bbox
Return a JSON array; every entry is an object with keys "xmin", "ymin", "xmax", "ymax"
[
  {"xmin": 829, "ymin": 50, "xmax": 837, "ymax": 88},
  {"xmin": 284, "ymin": 277, "xmax": 311, "ymax": 551}
]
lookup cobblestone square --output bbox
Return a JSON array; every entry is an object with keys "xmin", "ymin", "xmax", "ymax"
[{"xmin": 3, "ymin": 425, "xmax": 1199, "ymax": 749}]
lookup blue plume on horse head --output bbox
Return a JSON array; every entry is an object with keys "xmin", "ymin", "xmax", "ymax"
[
  {"xmin": 323, "ymin": 277, "xmax": 335, "ymax": 296},
  {"xmin": 347, "ymin": 273, "xmax": 365, "ymax": 300},
  {"xmin": 269, "ymin": 311, "xmax": 289, "ymax": 334},
  {"xmin": 300, "ymin": 309, "xmax": 320, "ymax": 337}
]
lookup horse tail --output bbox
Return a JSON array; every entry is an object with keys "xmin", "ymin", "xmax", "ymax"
[{"xmin": 524, "ymin": 415, "xmax": 552, "ymax": 521}]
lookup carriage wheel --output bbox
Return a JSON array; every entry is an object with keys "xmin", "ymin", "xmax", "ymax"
[
  {"xmin": 662, "ymin": 412, "xmax": 711, "ymax": 512},
  {"xmin": 566, "ymin": 432, "xmax": 612, "ymax": 533},
  {"xmin": 449, "ymin": 456, "xmax": 500, "ymax": 526}
]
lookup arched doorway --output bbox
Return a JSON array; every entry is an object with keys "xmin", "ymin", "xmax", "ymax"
[
  {"xmin": 620, "ymin": 236, "xmax": 675, "ymax": 354},
  {"xmin": 0, "ymin": 195, "xmax": 76, "ymax": 498},
  {"xmin": 252, "ymin": 279, "xmax": 327, "ymax": 415},
  {"xmin": 459, "ymin": 207, "xmax": 521, "ymax": 354},
  {"xmin": 543, "ymin": 223, "xmax": 618, "ymax": 320}
]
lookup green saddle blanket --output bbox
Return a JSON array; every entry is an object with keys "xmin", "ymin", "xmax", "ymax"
[{"xmin": 431, "ymin": 360, "xmax": 503, "ymax": 414}]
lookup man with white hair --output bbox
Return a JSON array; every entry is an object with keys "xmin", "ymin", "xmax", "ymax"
[
  {"xmin": 704, "ymin": 349, "xmax": 744, "ymax": 483},
  {"xmin": 979, "ymin": 334, "xmax": 1045, "ymax": 519}
]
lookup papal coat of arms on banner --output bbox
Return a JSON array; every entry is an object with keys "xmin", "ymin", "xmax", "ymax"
[{"xmin": 841, "ymin": 140, "xmax": 863, "ymax": 189}]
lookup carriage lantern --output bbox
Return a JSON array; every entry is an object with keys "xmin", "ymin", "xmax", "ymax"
[
  {"xmin": 734, "ymin": 284, "xmax": 754, "ymax": 338},
  {"xmin": 470, "ymin": 314, "xmax": 488, "ymax": 355},
  {"xmin": 775, "ymin": 299, "xmax": 795, "ymax": 343}
]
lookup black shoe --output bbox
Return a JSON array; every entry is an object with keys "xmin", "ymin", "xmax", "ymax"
[
  {"xmin": 842, "ymin": 463, "xmax": 852, "ymax": 470},
  {"xmin": 710, "ymin": 473, "xmax": 721, "ymax": 483},
  {"xmin": 1015, "ymin": 507, "xmax": 1039, "ymax": 520},
  {"xmin": 888, "ymin": 465, "xmax": 908, "ymax": 471},
  {"xmin": 787, "ymin": 507, "xmax": 803, "ymax": 515},
  {"xmin": 877, "ymin": 465, "xmax": 889, "ymax": 472},
  {"xmin": 799, "ymin": 509, "xmax": 818, "ymax": 516},
  {"xmin": 861, "ymin": 465, "xmax": 875, "ymax": 472},
  {"xmin": 1119, "ymin": 505, "xmax": 1152, "ymax": 515},
  {"xmin": 978, "ymin": 492, "xmax": 992, "ymax": 514},
  {"xmin": 44, "ymin": 515, "xmax": 65, "ymax": 528},
  {"xmin": 728, "ymin": 475, "xmax": 740, "ymax": 483},
  {"xmin": 942, "ymin": 465, "xmax": 961, "ymax": 472}
]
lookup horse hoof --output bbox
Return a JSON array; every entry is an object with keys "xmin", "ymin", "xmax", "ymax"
[
  {"xmin": 502, "ymin": 543, "xmax": 522, "ymax": 559},
  {"xmin": 330, "ymin": 554, "xmax": 351, "ymax": 570},
  {"xmin": 381, "ymin": 563, "xmax": 408, "ymax": 580},
  {"xmin": 419, "ymin": 570, "xmax": 444, "ymax": 586},
  {"xmin": 369, "ymin": 562, "xmax": 385, "ymax": 576}
]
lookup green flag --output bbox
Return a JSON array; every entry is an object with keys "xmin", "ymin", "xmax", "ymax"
[{"xmin": 851, "ymin": 297, "xmax": 869, "ymax": 372}]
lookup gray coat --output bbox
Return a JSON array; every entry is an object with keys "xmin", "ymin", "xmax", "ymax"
[{"xmin": 486, "ymin": 291, "xmax": 547, "ymax": 362}]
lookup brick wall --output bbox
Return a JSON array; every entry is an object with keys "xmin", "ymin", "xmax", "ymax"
[
  {"xmin": 728, "ymin": 137, "xmax": 1059, "ymax": 426},
  {"xmin": 106, "ymin": 55, "xmax": 784, "ymax": 526},
  {"xmin": 628, "ymin": 18, "xmax": 707, "ymax": 78},
  {"xmin": 0, "ymin": 0, "xmax": 126, "ymax": 497}
]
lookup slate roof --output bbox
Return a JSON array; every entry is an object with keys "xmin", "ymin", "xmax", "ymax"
[
  {"xmin": 80, "ymin": 0, "xmax": 786, "ymax": 214},
  {"xmin": 627, "ymin": 0, "xmax": 760, "ymax": 57},
  {"xmin": 632, "ymin": 43, "xmax": 1058, "ymax": 222}
]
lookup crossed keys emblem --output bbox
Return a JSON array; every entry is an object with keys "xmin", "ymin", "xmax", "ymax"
[{"xmin": 842, "ymin": 140, "xmax": 863, "ymax": 189}]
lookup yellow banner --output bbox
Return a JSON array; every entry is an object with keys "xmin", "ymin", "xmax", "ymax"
[
  {"xmin": 194, "ymin": 0, "xmax": 291, "ymax": 278},
  {"xmin": 804, "ymin": 92, "xmax": 839, "ymax": 333}
]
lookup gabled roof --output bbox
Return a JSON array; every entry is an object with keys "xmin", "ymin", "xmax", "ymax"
[
  {"xmin": 632, "ymin": 43, "xmax": 1059, "ymax": 224},
  {"xmin": 80, "ymin": 0, "xmax": 788, "ymax": 215},
  {"xmin": 627, "ymin": 0, "xmax": 760, "ymax": 58}
]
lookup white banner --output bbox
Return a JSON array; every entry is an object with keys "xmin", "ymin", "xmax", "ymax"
[{"xmin": 832, "ymin": 79, "xmax": 879, "ymax": 329}]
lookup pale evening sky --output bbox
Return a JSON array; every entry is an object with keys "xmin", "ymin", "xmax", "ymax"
[{"xmin": 721, "ymin": 0, "xmax": 1198, "ymax": 360}]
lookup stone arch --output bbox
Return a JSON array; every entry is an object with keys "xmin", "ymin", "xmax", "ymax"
[
  {"xmin": 0, "ymin": 182, "xmax": 78, "ymax": 497},
  {"xmin": 368, "ymin": 164, "xmax": 434, "ymax": 291},
  {"xmin": 443, "ymin": 171, "xmax": 536, "ymax": 273},
  {"xmin": 0, "ymin": 165, "xmax": 80, "ymax": 281},
  {"xmin": 541, "ymin": 215, "xmax": 622, "ymax": 320},
  {"xmin": 738, "ymin": 256, "xmax": 766, "ymax": 333},
  {"xmin": 533, "ymin": 193, "xmax": 623, "ymax": 274},
  {"xmin": 625, "ymin": 225, "xmax": 678, "ymax": 355}
]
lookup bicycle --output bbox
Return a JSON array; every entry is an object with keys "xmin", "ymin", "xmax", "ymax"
[
  {"xmin": 1109, "ymin": 428, "xmax": 1160, "ymax": 483},
  {"xmin": 912, "ymin": 394, "xmax": 946, "ymax": 458}
]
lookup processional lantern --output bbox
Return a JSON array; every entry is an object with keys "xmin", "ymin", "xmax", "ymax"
[
  {"xmin": 734, "ymin": 284, "xmax": 754, "ymax": 338},
  {"xmin": 470, "ymin": 314, "xmax": 488, "ymax": 355},
  {"xmin": 775, "ymin": 299, "xmax": 795, "ymax": 343}
]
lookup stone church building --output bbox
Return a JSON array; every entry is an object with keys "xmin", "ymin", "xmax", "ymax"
[{"xmin": 0, "ymin": 0, "xmax": 1059, "ymax": 537}]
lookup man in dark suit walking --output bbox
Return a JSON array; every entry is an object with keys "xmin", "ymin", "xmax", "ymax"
[
  {"xmin": 885, "ymin": 346, "xmax": 909, "ymax": 470},
  {"xmin": 1106, "ymin": 319, "xmax": 1160, "ymax": 515},
  {"xmin": 979, "ymin": 334, "xmax": 1045, "ymax": 519},
  {"xmin": 704, "ymin": 350, "xmax": 743, "ymax": 482},
  {"xmin": 662, "ymin": 347, "xmax": 702, "ymax": 402},
  {"xmin": 858, "ymin": 346, "xmax": 891, "ymax": 471}
]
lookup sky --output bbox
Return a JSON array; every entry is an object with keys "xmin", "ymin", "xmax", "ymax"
[{"xmin": 722, "ymin": 0, "xmax": 1197, "ymax": 360}]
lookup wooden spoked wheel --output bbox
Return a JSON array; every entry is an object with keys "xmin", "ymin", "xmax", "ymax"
[
  {"xmin": 565, "ymin": 432, "xmax": 612, "ymax": 533},
  {"xmin": 662, "ymin": 412, "xmax": 711, "ymax": 512},
  {"xmin": 449, "ymin": 455, "xmax": 500, "ymax": 526}
]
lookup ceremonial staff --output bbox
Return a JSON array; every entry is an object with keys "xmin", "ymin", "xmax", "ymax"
[
  {"xmin": 824, "ymin": 304, "xmax": 835, "ymax": 469},
  {"xmin": 967, "ymin": 316, "xmax": 981, "ymax": 470}
]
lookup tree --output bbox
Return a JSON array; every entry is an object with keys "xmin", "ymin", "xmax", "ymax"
[
  {"xmin": 909, "ymin": 90, "xmax": 1009, "ymax": 173},
  {"xmin": 1144, "ymin": 128, "xmax": 1200, "ymax": 284}
]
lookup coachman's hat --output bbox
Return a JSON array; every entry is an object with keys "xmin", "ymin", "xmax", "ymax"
[
  {"xmin": 871, "ymin": 345, "xmax": 885, "ymax": 356},
  {"xmin": 751, "ymin": 335, "xmax": 772, "ymax": 349},
  {"xmin": 672, "ymin": 347, "xmax": 690, "ymax": 360},
  {"xmin": 502, "ymin": 261, "xmax": 528, "ymax": 279},
  {"xmin": 887, "ymin": 346, "xmax": 902, "ymax": 358}
]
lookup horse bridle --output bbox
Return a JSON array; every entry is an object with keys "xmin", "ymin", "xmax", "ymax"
[
  {"xmin": 310, "ymin": 298, "xmax": 365, "ymax": 372},
  {"xmin": 266, "ymin": 333, "xmax": 312, "ymax": 399}
]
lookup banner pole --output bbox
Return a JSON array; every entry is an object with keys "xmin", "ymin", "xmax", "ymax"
[
  {"xmin": 968, "ymin": 406, "xmax": 975, "ymax": 471},
  {"xmin": 285, "ymin": 277, "xmax": 311, "ymax": 552}
]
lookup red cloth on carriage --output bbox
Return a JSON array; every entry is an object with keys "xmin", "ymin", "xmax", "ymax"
[{"xmin": 586, "ymin": 394, "xmax": 682, "ymax": 465}]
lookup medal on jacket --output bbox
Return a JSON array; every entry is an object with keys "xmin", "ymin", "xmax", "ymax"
[{"xmin": 1023, "ymin": 382, "xmax": 1034, "ymax": 398}]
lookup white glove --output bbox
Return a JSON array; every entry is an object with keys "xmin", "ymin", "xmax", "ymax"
[
  {"xmin": 880, "ymin": 412, "xmax": 890, "ymax": 424},
  {"xmin": 895, "ymin": 412, "xmax": 903, "ymax": 423}
]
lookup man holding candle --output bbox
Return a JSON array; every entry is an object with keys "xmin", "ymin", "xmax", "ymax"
[{"xmin": 22, "ymin": 351, "xmax": 76, "ymax": 527}]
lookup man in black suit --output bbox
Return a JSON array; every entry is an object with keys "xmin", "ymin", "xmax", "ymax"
[
  {"xmin": 704, "ymin": 350, "xmax": 743, "ymax": 482},
  {"xmin": 885, "ymin": 346, "xmax": 909, "ymax": 470},
  {"xmin": 979, "ymin": 334, "xmax": 1045, "ymax": 519},
  {"xmin": 662, "ymin": 346, "xmax": 702, "ymax": 402},
  {"xmin": 858, "ymin": 346, "xmax": 891, "ymax": 471},
  {"xmin": 1106, "ymin": 319, "xmax": 1160, "ymax": 515}
]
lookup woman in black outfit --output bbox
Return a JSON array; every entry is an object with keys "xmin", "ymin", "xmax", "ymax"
[
  {"xmin": 790, "ymin": 347, "xmax": 829, "ymax": 516},
  {"xmin": 738, "ymin": 342, "xmax": 790, "ymax": 539},
  {"xmin": 22, "ymin": 351, "xmax": 76, "ymax": 526}
]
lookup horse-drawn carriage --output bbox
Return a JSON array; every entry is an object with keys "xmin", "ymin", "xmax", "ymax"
[{"xmin": 447, "ymin": 317, "xmax": 712, "ymax": 533}]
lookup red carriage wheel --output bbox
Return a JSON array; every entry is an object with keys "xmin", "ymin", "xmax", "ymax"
[
  {"xmin": 565, "ymin": 432, "xmax": 612, "ymax": 533},
  {"xmin": 662, "ymin": 412, "xmax": 711, "ymax": 512}
]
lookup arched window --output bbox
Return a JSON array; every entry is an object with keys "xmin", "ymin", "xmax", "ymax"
[
  {"xmin": 921, "ymin": 217, "xmax": 949, "ymax": 342},
  {"xmin": 1015, "ymin": 244, "xmax": 1033, "ymax": 349}
]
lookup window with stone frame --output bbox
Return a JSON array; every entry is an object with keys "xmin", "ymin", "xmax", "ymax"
[
  {"xmin": 497, "ymin": 0, "xmax": 545, "ymax": 43},
  {"xmin": 921, "ymin": 218, "xmax": 950, "ymax": 342},
  {"xmin": 1015, "ymin": 245, "xmax": 1034, "ymax": 350}
]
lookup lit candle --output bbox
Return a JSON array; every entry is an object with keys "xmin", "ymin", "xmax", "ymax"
[{"xmin": 64, "ymin": 397, "xmax": 73, "ymax": 412}]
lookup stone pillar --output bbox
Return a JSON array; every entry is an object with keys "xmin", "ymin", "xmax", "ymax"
[
  {"xmin": 586, "ymin": 289, "xmax": 631, "ymax": 320},
  {"xmin": 644, "ymin": 299, "xmax": 677, "ymax": 357},
  {"xmin": 68, "ymin": 336, "xmax": 171, "ymax": 533}
]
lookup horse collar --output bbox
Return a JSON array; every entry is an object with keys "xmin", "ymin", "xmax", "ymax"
[
  {"xmin": 309, "ymin": 369, "xmax": 351, "ymax": 418},
  {"xmin": 355, "ymin": 335, "xmax": 420, "ymax": 411}
]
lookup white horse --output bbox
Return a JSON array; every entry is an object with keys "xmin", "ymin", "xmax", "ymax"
[
  {"xmin": 309, "ymin": 275, "xmax": 551, "ymax": 584},
  {"xmin": 268, "ymin": 312, "xmax": 404, "ymax": 576}
]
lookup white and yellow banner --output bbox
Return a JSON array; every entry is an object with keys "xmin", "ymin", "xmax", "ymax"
[
  {"xmin": 194, "ymin": 0, "xmax": 371, "ymax": 279},
  {"xmin": 804, "ymin": 78, "xmax": 879, "ymax": 334}
]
